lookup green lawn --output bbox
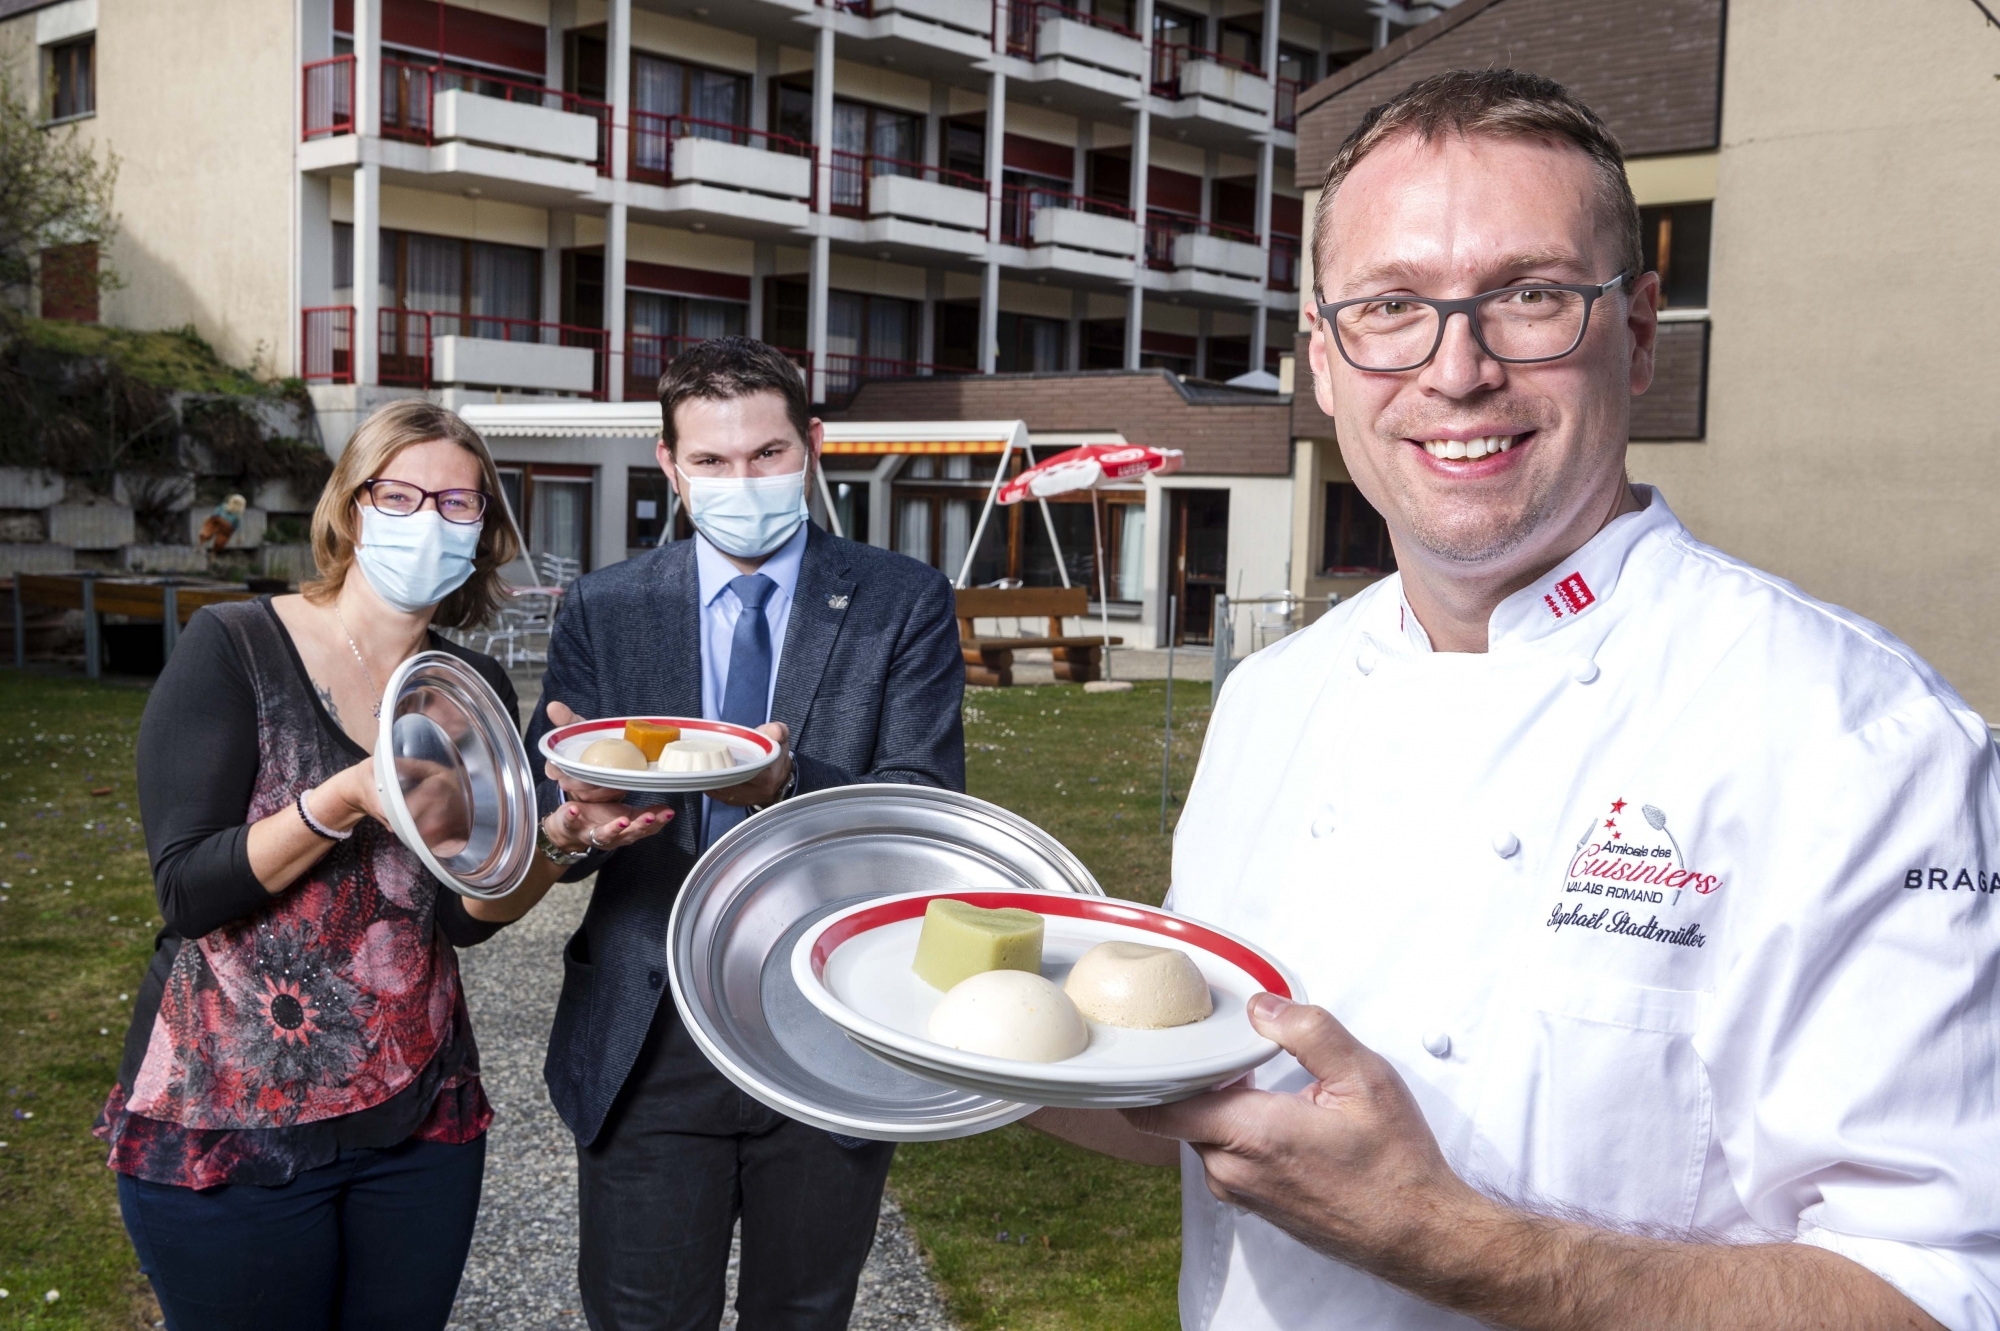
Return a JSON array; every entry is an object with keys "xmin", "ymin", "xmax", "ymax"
[
  {"xmin": 891, "ymin": 680, "xmax": 1213, "ymax": 1331},
  {"xmin": 0, "ymin": 670, "xmax": 1213, "ymax": 1330}
]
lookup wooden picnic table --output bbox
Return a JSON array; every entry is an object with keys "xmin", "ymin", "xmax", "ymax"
[
  {"xmin": 952, "ymin": 585, "xmax": 1122, "ymax": 688},
  {"xmin": 11, "ymin": 572, "xmax": 256, "ymax": 678}
]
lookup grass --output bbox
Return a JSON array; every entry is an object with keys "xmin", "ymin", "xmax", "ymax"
[
  {"xmin": 890, "ymin": 678, "xmax": 1214, "ymax": 1331},
  {"xmin": 17, "ymin": 319, "xmax": 289, "ymax": 397},
  {"xmin": 0, "ymin": 669, "xmax": 1214, "ymax": 1330},
  {"xmin": 0, "ymin": 673, "xmax": 160, "ymax": 1330}
]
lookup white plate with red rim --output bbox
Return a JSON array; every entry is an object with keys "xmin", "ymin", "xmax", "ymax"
[
  {"xmin": 539, "ymin": 715, "xmax": 781, "ymax": 793},
  {"xmin": 792, "ymin": 890, "xmax": 1305, "ymax": 1108}
]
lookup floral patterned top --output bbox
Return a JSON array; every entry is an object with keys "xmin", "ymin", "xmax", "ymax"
[{"xmin": 96, "ymin": 599, "xmax": 513, "ymax": 1189}]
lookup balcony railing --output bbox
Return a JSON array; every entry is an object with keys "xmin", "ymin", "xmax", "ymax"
[
  {"xmin": 628, "ymin": 111, "xmax": 814, "ymax": 193},
  {"xmin": 376, "ymin": 58, "xmax": 613, "ymax": 171},
  {"xmin": 1145, "ymin": 210, "xmax": 1257, "ymax": 267},
  {"xmin": 629, "ymin": 331, "xmax": 814, "ymax": 397},
  {"xmin": 1275, "ymin": 76, "xmax": 1300, "ymax": 131},
  {"xmin": 304, "ymin": 55, "xmax": 355, "ymax": 139},
  {"xmin": 1000, "ymin": 183, "xmax": 1133, "ymax": 245},
  {"xmin": 1004, "ymin": 0, "xmax": 1140, "ymax": 60},
  {"xmin": 829, "ymin": 151, "xmax": 984, "ymax": 216},
  {"xmin": 378, "ymin": 309, "xmax": 610, "ymax": 397},
  {"xmin": 1152, "ymin": 43, "xmax": 1261, "ymax": 97},
  {"xmin": 301, "ymin": 305, "xmax": 355, "ymax": 383},
  {"xmin": 1269, "ymin": 234, "xmax": 1300, "ymax": 291},
  {"xmin": 823, "ymin": 353, "xmax": 975, "ymax": 402}
]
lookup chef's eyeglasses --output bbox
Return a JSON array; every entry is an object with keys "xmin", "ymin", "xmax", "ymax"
[
  {"xmin": 1315, "ymin": 272, "xmax": 1629, "ymax": 374},
  {"xmin": 359, "ymin": 478, "xmax": 490, "ymax": 525}
]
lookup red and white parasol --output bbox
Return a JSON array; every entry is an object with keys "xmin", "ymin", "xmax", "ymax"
[{"xmin": 996, "ymin": 444, "xmax": 1184, "ymax": 506}]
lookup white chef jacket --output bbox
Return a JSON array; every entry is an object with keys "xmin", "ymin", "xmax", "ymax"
[{"xmin": 1166, "ymin": 487, "xmax": 2000, "ymax": 1331}]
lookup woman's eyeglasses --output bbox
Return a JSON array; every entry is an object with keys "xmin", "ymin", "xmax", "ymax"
[{"xmin": 359, "ymin": 479, "xmax": 489, "ymax": 525}]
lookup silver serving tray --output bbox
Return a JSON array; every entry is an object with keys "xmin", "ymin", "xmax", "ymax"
[{"xmin": 668, "ymin": 785, "xmax": 1105, "ymax": 1142}]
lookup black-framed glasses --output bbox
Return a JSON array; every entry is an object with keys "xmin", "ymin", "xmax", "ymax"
[
  {"xmin": 1316, "ymin": 272, "xmax": 1629, "ymax": 373},
  {"xmin": 359, "ymin": 478, "xmax": 490, "ymax": 525}
]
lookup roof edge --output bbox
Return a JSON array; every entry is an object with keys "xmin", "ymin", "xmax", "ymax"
[{"xmin": 1294, "ymin": 0, "xmax": 1512, "ymax": 124}]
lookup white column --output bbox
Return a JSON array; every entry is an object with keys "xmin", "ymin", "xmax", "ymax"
[
  {"xmin": 603, "ymin": 0, "xmax": 631, "ymax": 399},
  {"xmin": 750, "ymin": 241, "xmax": 773, "ymax": 340},
  {"xmin": 1126, "ymin": 0, "xmax": 1154, "ymax": 369},
  {"xmin": 1251, "ymin": 0, "xmax": 1278, "ymax": 376},
  {"xmin": 980, "ymin": 62, "xmax": 1007, "ymax": 375},
  {"xmin": 809, "ymin": 22, "xmax": 835, "ymax": 401},
  {"xmin": 355, "ymin": 0, "xmax": 380, "ymax": 135},
  {"xmin": 544, "ymin": 210, "xmax": 567, "ymax": 330},
  {"xmin": 353, "ymin": 164, "xmax": 381, "ymax": 386},
  {"xmin": 607, "ymin": 204, "xmax": 628, "ymax": 400}
]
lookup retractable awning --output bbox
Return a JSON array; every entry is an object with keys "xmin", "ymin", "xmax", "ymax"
[{"xmin": 820, "ymin": 422, "xmax": 1028, "ymax": 455}]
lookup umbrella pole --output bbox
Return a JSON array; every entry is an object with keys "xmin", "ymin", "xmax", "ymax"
[
  {"xmin": 956, "ymin": 439, "xmax": 1013, "ymax": 589},
  {"xmin": 1037, "ymin": 495, "xmax": 1071, "ymax": 589},
  {"xmin": 1160, "ymin": 594, "xmax": 1176, "ymax": 834},
  {"xmin": 813, "ymin": 461, "xmax": 844, "ymax": 539},
  {"xmin": 1091, "ymin": 491, "xmax": 1113, "ymax": 682}
]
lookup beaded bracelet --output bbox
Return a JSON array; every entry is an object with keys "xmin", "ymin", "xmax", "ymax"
[{"xmin": 297, "ymin": 788, "xmax": 353, "ymax": 842}]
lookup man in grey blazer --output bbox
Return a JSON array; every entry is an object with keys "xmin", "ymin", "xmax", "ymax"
[{"xmin": 522, "ymin": 338, "xmax": 966, "ymax": 1331}]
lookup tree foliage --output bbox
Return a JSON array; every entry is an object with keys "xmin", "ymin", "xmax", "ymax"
[{"xmin": 0, "ymin": 45, "xmax": 119, "ymax": 340}]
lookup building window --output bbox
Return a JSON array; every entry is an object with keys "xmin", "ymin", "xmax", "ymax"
[
  {"xmin": 630, "ymin": 52, "xmax": 750, "ymax": 177},
  {"xmin": 39, "ymin": 242, "xmax": 98, "ymax": 322},
  {"xmin": 500, "ymin": 464, "xmax": 595, "ymax": 574},
  {"xmin": 627, "ymin": 467, "xmax": 674, "ymax": 551},
  {"xmin": 628, "ymin": 290, "xmax": 745, "ymax": 394},
  {"xmin": 1641, "ymin": 202, "xmax": 1712, "ymax": 309},
  {"xmin": 1321, "ymin": 482, "xmax": 1395, "ymax": 575},
  {"xmin": 1276, "ymin": 42, "xmax": 1317, "ymax": 87},
  {"xmin": 45, "ymin": 35, "xmax": 93, "ymax": 122},
  {"xmin": 379, "ymin": 230, "xmax": 541, "ymax": 330},
  {"xmin": 775, "ymin": 84, "xmax": 922, "ymax": 209},
  {"xmin": 997, "ymin": 313, "xmax": 1066, "ymax": 372},
  {"xmin": 828, "ymin": 289, "xmax": 918, "ymax": 370}
]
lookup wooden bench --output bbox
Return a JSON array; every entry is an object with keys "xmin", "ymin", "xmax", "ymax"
[{"xmin": 953, "ymin": 586, "xmax": 1123, "ymax": 687}]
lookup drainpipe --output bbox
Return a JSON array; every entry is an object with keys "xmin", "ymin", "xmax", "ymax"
[{"xmin": 809, "ymin": 22, "xmax": 835, "ymax": 402}]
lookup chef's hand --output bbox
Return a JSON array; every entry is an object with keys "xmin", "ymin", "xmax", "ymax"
[
  {"xmin": 539, "ymin": 701, "xmax": 674, "ymax": 853},
  {"xmin": 1122, "ymin": 994, "xmax": 1483, "ymax": 1280},
  {"xmin": 709, "ymin": 722, "xmax": 792, "ymax": 808}
]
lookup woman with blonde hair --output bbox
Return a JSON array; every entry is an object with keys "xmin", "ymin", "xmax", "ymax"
[{"xmin": 98, "ymin": 399, "xmax": 668, "ymax": 1330}]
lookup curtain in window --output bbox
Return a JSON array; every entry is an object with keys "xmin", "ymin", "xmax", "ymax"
[
  {"xmin": 1023, "ymin": 317, "xmax": 1064, "ymax": 371},
  {"xmin": 690, "ymin": 69, "xmax": 745, "ymax": 139},
  {"xmin": 896, "ymin": 497, "xmax": 933, "ymax": 567},
  {"xmin": 827, "ymin": 291, "xmax": 865, "ymax": 360},
  {"xmin": 629, "ymin": 292, "xmax": 676, "ymax": 382},
  {"xmin": 832, "ymin": 102, "xmax": 868, "ymax": 207},
  {"xmin": 332, "ymin": 224, "xmax": 353, "ymax": 305},
  {"xmin": 405, "ymin": 234, "xmax": 464, "ymax": 314},
  {"xmin": 1116, "ymin": 505, "xmax": 1146, "ymax": 600},
  {"xmin": 867, "ymin": 297, "xmax": 913, "ymax": 366},
  {"xmin": 870, "ymin": 110, "xmax": 921, "ymax": 174},
  {"xmin": 533, "ymin": 479, "xmax": 591, "ymax": 569},
  {"xmin": 633, "ymin": 55, "xmax": 683, "ymax": 173},
  {"xmin": 941, "ymin": 499, "xmax": 972, "ymax": 582},
  {"xmin": 683, "ymin": 298, "xmax": 745, "ymax": 341},
  {"xmin": 470, "ymin": 242, "xmax": 538, "ymax": 339}
]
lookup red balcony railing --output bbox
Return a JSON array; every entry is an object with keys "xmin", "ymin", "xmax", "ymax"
[
  {"xmin": 378, "ymin": 309, "xmax": 610, "ymax": 397},
  {"xmin": 822, "ymin": 354, "xmax": 975, "ymax": 402},
  {"xmin": 628, "ymin": 332, "xmax": 813, "ymax": 398},
  {"xmin": 1145, "ymin": 210, "xmax": 1258, "ymax": 267},
  {"xmin": 829, "ymin": 151, "xmax": 984, "ymax": 215},
  {"xmin": 376, "ymin": 58, "xmax": 613, "ymax": 172},
  {"xmin": 301, "ymin": 305, "xmax": 355, "ymax": 383},
  {"xmin": 303, "ymin": 56, "xmax": 355, "ymax": 139},
  {"xmin": 1000, "ymin": 183, "xmax": 1134, "ymax": 245},
  {"xmin": 1269, "ymin": 234, "xmax": 1300, "ymax": 291},
  {"xmin": 1152, "ymin": 43, "xmax": 1264, "ymax": 97},
  {"xmin": 1004, "ymin": 0, "xmax": 1139, "ymax": 60},
  {"xmin": 627, "ymin": 111, "xmax": 815, "ymax": 193},
  {"xmin": 1275, "ymin": 75, "xmax": 1300, "ymax": 131}
]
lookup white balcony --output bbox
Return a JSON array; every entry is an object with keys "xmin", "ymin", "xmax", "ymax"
[
  {"xmin": 871, "ymin": 0, "xmax": 991, "ymax": 35},
  {"xmin": 433, "ymin": 337, "xmax": 597, "ymax": 394},
  {"xmin": 1171, "ymin": 232, "xmax": 1265, "ymax": 281},
  {"xmin": 433, "ymin": 90, "xmax": 601, "ymax": 161},
  {"xmin": 869, "ymin": 174, "xmax": 986, "ymax": 231},
  {"xmin": 1175, "ymin": 60, "xmax": 1274, "ymax": 115},
  {"xmin": 670, "ymin": 137, "xmax": 812, "ymax": 199},
  {"xmin": 1037, "ymin": 16, "xmax": 1148, "ymax": 78},
  {"xmin": 1032, "ymin": 207, "xmax": 1137, "ymax": 256}
]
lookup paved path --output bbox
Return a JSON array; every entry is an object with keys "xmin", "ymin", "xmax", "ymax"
[{"xmin": 447, "ymin": 882, "xmax": 957, "ymax": 1331}]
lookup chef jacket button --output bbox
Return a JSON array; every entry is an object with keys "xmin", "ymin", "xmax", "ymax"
[
  {"xmin": 1310, "ymin": 814, "xmax": 1336, "ymax": 839},
  {"xmin": 1422, "ymin": 1030, "xmax": 1453, "ymax": 1059},
  {"xmin": 1491, "ymin": 831, "xmax": 1520, "ymax": 858},
  {"xmin": 1569, "ymin": 657, "xmax": 1599, "ymax": 684},
  {"xmin": 1356, "ymin": 648, "xmax": 1378, "ymax": 675}
]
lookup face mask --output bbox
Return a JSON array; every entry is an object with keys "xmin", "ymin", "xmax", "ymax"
[
  {"xmin": 677, "ymin": 465, "xmax": 809, "ymax": 559},
  {"xmin": 353, "ymin": 506, "xmax": 482, "ymax": 613}
]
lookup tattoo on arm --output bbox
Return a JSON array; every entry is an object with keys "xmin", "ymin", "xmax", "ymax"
[{"xmin": 315, "ymin": 681, "xmax": 341, "ymax": 724}]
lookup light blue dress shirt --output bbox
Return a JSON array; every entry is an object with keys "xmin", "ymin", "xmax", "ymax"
[{"xmin": 692, "ymin": 521, "xmax": 807, "ymax": 828}]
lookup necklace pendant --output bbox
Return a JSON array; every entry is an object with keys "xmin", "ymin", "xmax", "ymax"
[{"xmin": 372, "ymin": 702, "xmax": 382, "ymax": 719}]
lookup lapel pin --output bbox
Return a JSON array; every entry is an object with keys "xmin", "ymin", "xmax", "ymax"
[{"xmin": 827, "ymin": 594, "xmax": 850, "ymax": 610}]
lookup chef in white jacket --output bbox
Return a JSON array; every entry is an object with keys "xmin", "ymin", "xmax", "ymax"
[{"xmin": 1032, "ymin": 68, "xmax": 2000, "ymax": 1331}]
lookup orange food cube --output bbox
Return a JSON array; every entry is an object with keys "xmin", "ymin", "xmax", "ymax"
[{"xmin": 623, "ymin": 719, "xmax": 680, "ymax": 761}]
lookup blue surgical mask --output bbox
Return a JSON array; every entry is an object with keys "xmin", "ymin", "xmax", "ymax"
[
  {"xmin": 677, "ymin": 466, "xmax": 809, "ymax": 559},
  {"xmin": 353, "ymin": 506, "xmax": 482, "ymax": 613}
]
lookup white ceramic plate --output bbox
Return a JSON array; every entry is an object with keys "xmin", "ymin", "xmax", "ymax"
[
  {"xmin": 539, "ymin": 715, "xmax": 780, "ymax": 793},
  {"xmin": 792, "ymin": 890, "xmax": 1304, "ymax": 1108}
]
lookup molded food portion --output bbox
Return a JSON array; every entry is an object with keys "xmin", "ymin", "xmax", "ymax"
[
  {"xmin": 624, "ymin": 719, "xmax": 680, "ymax": 761},
  {"xmin": 912, "ymin": 899, "xmax": 1045, "ymax": 992},
  {"xmin": 579, "ymin": 737, "xmax": 650, "ymax": 771},
  {"xmin": 658, "ymin": 738, "xmax": 734, "ymax": 772},
  {"xmin": 1063, "ymin": 941, "xmax": 1214, "ymax": 1029},
  {"xmin": 927, "ymin": 969, "xmax": 1089, "ymax": 1062}
]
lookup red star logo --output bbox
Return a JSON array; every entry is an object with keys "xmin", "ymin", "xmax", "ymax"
[
  {"xmin": 1612, "ymin": 831, "xmax": 1622, "ymax": 839},
  {"xmin": 1609, "ymin": 799, "xmax": 1627, "ymax": 814},
  {"xmin": 1604, "ymin": 818, "xmax": 1618, "ymax": 831}
]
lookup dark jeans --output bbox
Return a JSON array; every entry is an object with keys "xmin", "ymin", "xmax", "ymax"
[
  {"xmin": 118, "ymin": 1135, "xmax": 486, "ymax": 1331},
  {"xmin": 578, "ymin": 1006, "xmax": 895, "ymax": 1331}
]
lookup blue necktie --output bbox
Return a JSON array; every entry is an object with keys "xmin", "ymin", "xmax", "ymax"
[{"xmin": 704, "ymin": 573, "xmax": 776, "ymax": 849}]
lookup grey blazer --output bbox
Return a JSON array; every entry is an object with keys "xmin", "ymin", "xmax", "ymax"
[{"xmin": 523, "ymin": 524, "xmax": 966, "ymax": 1145}]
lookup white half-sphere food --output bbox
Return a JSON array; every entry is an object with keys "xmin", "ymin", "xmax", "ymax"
[
  {"xmin": 578, "ymin": 737, "xmax": 649, "ymax": 771},
  {"xmin": 657, "ymin": 738, "xmax": 736, "ymax": 772},
  {"xmin": 927, "ymin": 969, "xmax": 1089, "ymax": 1063},
  {"xmin": 1063, "ymin": 941, "xmax": 1214, "ymax": 1029}
]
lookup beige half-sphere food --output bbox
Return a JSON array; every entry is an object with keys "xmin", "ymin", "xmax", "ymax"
[
  {"xmin": 1063, "ymin": 941, "xmax": 1213, "ymax": 1029},
  {"xmin": 658, "ymin": 738, "xmax": 735, "ymax": 772},
  {"xmin": 927, "ymin": 969, "xmax": 1089, "ymax": 1063},
  {"xmin": 578, "ymin": 737, "xmax": 649, "ymax": 771}
]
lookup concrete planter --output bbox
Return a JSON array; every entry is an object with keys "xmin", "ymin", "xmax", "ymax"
[
  {"xmin": 670, "ymin": 137, "xmax": 813, "ymax": 199},
  {"xmin": 1032, "ymin": 206, "xmax": 1139, "ymax": 257},
  {"xmin": 0, "ymin": 468, "xmax": 65, "ymax": 509},
  {"xmin": 434, "ymin": 90, "xmax": 601, "ymax": 163},
  {"xmin": 0, "ymin": 545, "xmax": 76, "ymax": 577},
  {"xmin": 123, "ymin": 545, "xmax": 211, "ymax": 574},
  {"xmin": 1171, "ymin": 231, "xmax": 1266, "ymax": 280},
  {"xmin": 1176, "ymin": 59, "xmax": 1274, "ymax": 114},
  {"xmin": 869, "ymin": 174, "xmax": 987, "ymax": 232},
  {"xmin": 114, "ymin": 472, "xmax": 197, "ymax": 509},
  {"xmin": 1037, "ymin": 16, "xmax": 1147, "ymax": 77},
  {"xmin": 252, "ymin": 478, "xmax": 314, "ymax": 513},
  {"xmin": 432, "ymin": 336, "xmax": 598, "ymax": 395},
  {"xmin": 48, "ymin": 503, "xmax": 136, "ymax": 550}
]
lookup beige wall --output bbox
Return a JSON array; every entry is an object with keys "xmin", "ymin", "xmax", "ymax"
[{"xmin": 1628, "ymin": 0, "xmax": 2000, "ymax": 715}]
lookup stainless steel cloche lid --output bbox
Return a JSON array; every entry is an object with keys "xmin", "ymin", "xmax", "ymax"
[{"xmin": 373, "ymin": 650, "xmax": 538, "ymax": 900}]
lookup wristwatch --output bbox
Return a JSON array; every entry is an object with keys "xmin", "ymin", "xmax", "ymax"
[
  {"xmin": 749, "ymin": 754, "xmax": 799, "ymax": 815},
  {"xmin": 538, "ymin": 822, "xmax": 593, "ymax": 866}
]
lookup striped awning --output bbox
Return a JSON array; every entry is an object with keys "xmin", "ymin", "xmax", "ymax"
[
  {"xmin": 820, "ymin": 421, "xmax": 1026, "ymax": 456},
  {"xmin": 821, "ymin": 438, "xmax": 1004, "ymax": 455}
]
